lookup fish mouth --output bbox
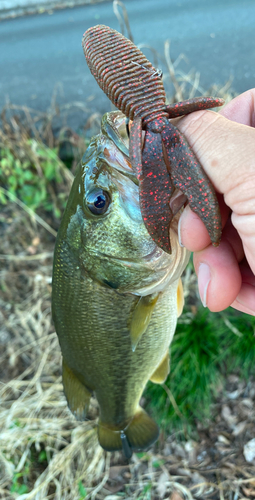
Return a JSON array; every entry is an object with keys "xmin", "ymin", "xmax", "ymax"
[
  {"xmin": 142, "ymin": 245, "xmax": 163, "ymax": 262},
  {"xmin": 86, "ymin": 234, "xmax": 189, "ymax": 296},
  {"xmin": 96, "ymin": 244, "xmax": 165, "ymax": 267}
]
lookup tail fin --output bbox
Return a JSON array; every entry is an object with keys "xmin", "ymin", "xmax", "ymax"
[
  {"xmin": 98, "ymin": 408, "xmax": 159, "ymax": 457},
  {"xmin": 126, "ymin": 408, "xmax": 159, "ymax": 451}
]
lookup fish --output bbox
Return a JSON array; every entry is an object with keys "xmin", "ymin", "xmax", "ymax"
[{"xmin": 52, "ymin": 111, "xmax": 190, "ymax": 457}]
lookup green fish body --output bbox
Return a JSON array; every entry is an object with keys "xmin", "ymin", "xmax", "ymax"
[{"xmin": 52, "ymin": 111, "xmax": 190, "ymax": 455}]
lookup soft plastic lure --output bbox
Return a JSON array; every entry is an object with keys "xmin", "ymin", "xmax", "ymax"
[{"xmin": 83, "ymin": 24, "xmax": 223, "ymax": 253}]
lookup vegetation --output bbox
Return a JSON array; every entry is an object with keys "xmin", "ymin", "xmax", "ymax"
[
  {"xmin": 1, "ymin": 102, "xmax": 254, "ymax": 497},
  {"xmin": 0, "ymin": 107, "xmax": 86, "ymax": 220},
  {"xmin": 146, "ymin": 306, "xmax": 255, "ymax": 435},
  {"xmin": 0, "ymin": 141, "xmax": 66, "ymax": 217},
  {"xmin": 1, "ymin": 5, "xmax": 253, "ymax": 498}
]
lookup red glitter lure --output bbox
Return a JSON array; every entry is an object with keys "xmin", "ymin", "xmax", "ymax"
[{"xmin": 83, "ymin": 24, "xmax": 223, "ymax": 254}]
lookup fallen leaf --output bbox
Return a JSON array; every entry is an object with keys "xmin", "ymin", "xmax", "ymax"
[
  {"xmin": 218, "ymin": 435, "xmax": 231, "ymax": 445},
  {"xmin": 191, "ymin": 471, "xmax": 207, "ymax": 494},
  {"xmin": 157, "ymin": 471, "xmax": 168, "ymax": 498},
  {"xmin": 227, "ymin": 389, "xmax": 241, "ymax": 399},
  {"xmin": 104, "ymin": 482, "xmax": 125, "ymax": 494},
  {"xmin": 244, "ymin": 438, "xmax": 255, "ymax": 463},
  {"xmin": 170, "ymin": 492, "xmax": 183, "ymax": 500},
  {"xmin": 104, "ymin": 496, "xmax": 123, "ymax": 500},
  {"xmin": 221, "ymin": 405, "xmax": 237, "ymax": 427},
  {"xmin": 32, "ymin": 236, "xmax": 40, "ymax": 246},
  {"xmin": 242, "ymin": 486, "xmax": 255, "ymax": 497},
  {"xmin": 109, "ymin": 465, "xmax": 128, "ymax": 480},
  {"xmin": 27, "ymin": 245, "xmax": 37, "ymax": 255},
  {"xmin": 232, "ymin": 421, "xmax": 247, "ymax": 436},
  {"xmin": 184, "ymin": 440, "xmax": 197, "ymax": 465}
]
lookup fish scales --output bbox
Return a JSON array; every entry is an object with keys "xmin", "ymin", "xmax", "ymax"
[
  {"xmin": 52, "ymin": 111, "xmax": 190, "ymax": 455},
  {"xmin": 53, "ymin": 251, "xmax": 178, "ymax": 423}
]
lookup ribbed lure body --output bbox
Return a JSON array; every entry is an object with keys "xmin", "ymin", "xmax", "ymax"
[
  {"xmin": 83, "ymin": 25, "xmax": 223, "ymax": 253},
  {"xmin": 84, "ymin": 25, "xmax": 168, "ymax": 123}
]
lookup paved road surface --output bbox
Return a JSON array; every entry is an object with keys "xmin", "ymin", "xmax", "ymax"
[
  {"xmin": 0, "ymin": 0, "xmax": 105, "ymax": 20},
  {"xmin": 1, "ymin": 0, "xmax": 255, "ymax": 128}
]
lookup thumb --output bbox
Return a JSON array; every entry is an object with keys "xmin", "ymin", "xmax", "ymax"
[
  {"xmin": 177, "ymin": 108, "xmax": 255, "ymax": 274},
  {"xmin": 177, "ymin": 108, "xmax": 255, "ymax": 197}
]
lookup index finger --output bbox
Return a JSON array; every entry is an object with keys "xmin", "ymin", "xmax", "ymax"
[{"xmin": 219, "ymin": 88, "xmax": 255, "ymax": 127}]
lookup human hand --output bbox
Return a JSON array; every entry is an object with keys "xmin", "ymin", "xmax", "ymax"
[{"xmin": 176, "ymin": 89, "xmax": 255, "ymax": 316}]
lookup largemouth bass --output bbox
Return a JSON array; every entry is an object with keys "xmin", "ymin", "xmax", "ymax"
[{"xmin": 52, "ymin": 111, "xmax": 190, "ymax": 457}]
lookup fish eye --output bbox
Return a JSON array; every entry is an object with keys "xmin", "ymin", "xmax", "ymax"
[{"xmin": 86, "ymin": 189, "xmax": 111, "ymax": 215}]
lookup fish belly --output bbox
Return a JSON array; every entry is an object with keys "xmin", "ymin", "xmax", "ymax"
[
  {"xmin": 53, "ymin": 242, "xmax": 177, "ymax": 412},
  {"xmin": 53, "ymin": 235, "xmax": 179, "ymax": 452}
]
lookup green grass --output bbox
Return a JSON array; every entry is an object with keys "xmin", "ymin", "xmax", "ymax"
[
  {"xmin": 78, "ymin": 480, "xmax": 87, "ymax": 499},
  {"xmin": 0, "ymin": 141, "xmax": 71, "ymax": 218},
  {"xmin": 145, "ymin": 307, "xmax": 255, "ymax": 435},
  {"xmin": 0, "ymin": 107, "xmax": 87, "ymax": 220},
  {"xmin": 1, "ymin": 99, "xmax": 253, "ymax": 444},
  {"xmin": 10, "ymin": 469, "xmax": 30, "ymax": 495}
]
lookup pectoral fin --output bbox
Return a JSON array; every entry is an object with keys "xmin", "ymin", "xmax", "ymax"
[
  {"xmin": 130, "ymin": 293, "xmax": 159, "ymax": 352},
  {"xmin": 177, "ymin": 278, "xmax": 184, "ymax": 318},
  {"xmin": 150, "ymin": 350, "xmax": 170, "ymax": 384},
  {"xmin": 62, "ymin": 358, "xmax": 92, "ymax": 421}
]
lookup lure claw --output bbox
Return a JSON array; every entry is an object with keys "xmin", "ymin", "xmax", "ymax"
[{"xmin": 83, "ymin": 25, "xmax": 223, "ymax": 253}]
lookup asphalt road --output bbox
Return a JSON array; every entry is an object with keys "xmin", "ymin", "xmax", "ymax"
[{"xmin": 1, "ymin": 0, "xmax": 255, "ymax": 129}]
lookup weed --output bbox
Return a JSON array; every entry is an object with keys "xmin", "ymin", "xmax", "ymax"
[
  {"xmin": 146, "ymin": 307, "xmax": 255, "ymax": 435},
  {"xmin": 10, "ymin": 464, "xmax": 30, "ymax": 495},
  {"xmin": 137, "ymin": 482, "xmax": 152, "ymax": 500},
  {"xmin": 78, "ymin": 480, "xmax": 87, "ymax": 499},
  {"xmin": 0, "ymin": 140, "xmax": 72, "ymax": 218},
  {"xmin": 152, "ymin": 459, "xmax": 165, "ymax": 468},
  {"xmin": 38, "ymin": 449, "xmax": 48, "ymax": 464},
  {"xmin": 0, "ymin": 6, "xmax": 247, "ymax": 499},
  {"xmin": 223, "ymin": 311, "xmax": 255, "ymax": 377}
]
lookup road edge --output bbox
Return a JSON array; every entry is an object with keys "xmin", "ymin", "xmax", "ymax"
[{"xmin": 0, "ymin": 0, "xmax": 109, "ymax": 20}]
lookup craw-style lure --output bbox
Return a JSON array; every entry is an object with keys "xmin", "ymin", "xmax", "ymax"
[{"xmin": 83, "ymin": 25, "xmax": 223, "ymax": 253}]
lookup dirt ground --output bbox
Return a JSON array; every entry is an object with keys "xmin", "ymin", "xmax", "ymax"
[{"xmin": 1, "ymin": 199, "xmax": 255, "ymax": 500}]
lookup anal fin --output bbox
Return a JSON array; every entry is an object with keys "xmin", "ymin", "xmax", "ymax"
[
  {"xmin": 130, "ymin": 293, "xmax": 159, "ymax": 352},
  {"xmin": 150, "ymin": 350, "xmax": 170, "ymax": 384},
  {"xmin": 62, "ymin": 358, "xmax": 92, "ymax": 421}
]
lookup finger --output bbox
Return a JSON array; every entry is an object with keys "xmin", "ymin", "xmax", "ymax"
[
  {"xmin": 231, "ymin": 211, "xmax": 255, "ymax": 276},
  {"xmin": 219, "ymin": 88, "xmax": 255, "ymax": 127},
  {"xmin": 192, "ymin": 218, "xmax": 245, "ymax": 312},
  {"xmin": 176, "ymin": 109, "xmax": 255, "ymax": 197},
  {"xmin": 178, "ymin": 195, "xmax": 229, "ymax": 251},
  {"xmin": 239, "ymin": 259, "xmax": 255, "ymax": 286},
  {"xmin": 231, "ymin": 284, "xmax": 255, "ymax": 316},
  {"xmin": 231, "ymin": 260, "xmax": 255, "ymax": 315},
  {"xmin": 177, "ymin": 101, "xmax": 255, "ymax": 279},
  {"xmin": 193, "ymin": 241, "xmax": 242, "ymax": 312}
]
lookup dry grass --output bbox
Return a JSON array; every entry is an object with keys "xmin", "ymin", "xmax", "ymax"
[
  {"xmin": 0, "ymin": 91, "xmax": 201, "ymax": 498},
  {"xmin": 0, "ymin": 211, "xmax": 197, "ymax": 499},
  {"xmin": 0, "ymin": 210, "xmax": 107, "ymax": 500},
  {"xmin": 0, "ymin": 5, "xmax": 247, "ymax": 498},
  {"xmin": 1, "ymin": 209, "xmax": 255, "ymax": 499}
]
